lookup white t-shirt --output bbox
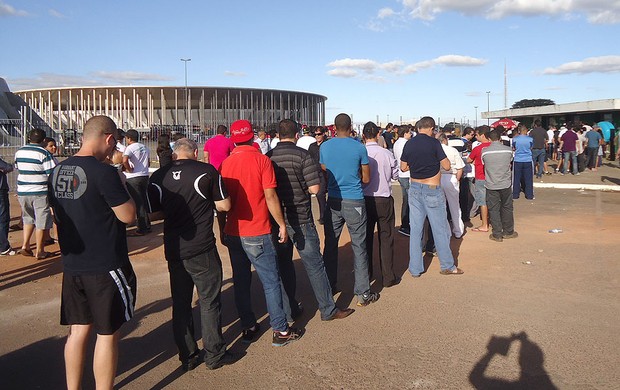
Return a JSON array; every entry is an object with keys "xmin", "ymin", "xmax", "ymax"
[
  {"xmin": 270, "ymin": 138, "xmax": 280, "ymax": 149},
  {"xmin": 441, "ymin": 144, "xmax": 465, "ymax": 175},
  {"xmin": 296, "ymin": 135, "xmax": 316, "ymax": 150},
  {"xmin": 546, "ymin": 130, "xmax": 554, "ymax": 144},
  {"xmin": 123, "ymin": 142, "xmax": 150, "ymax": 178},
  {"xmin": 393, "ymin": 137, "xmax": 409, "ymax": 179}
]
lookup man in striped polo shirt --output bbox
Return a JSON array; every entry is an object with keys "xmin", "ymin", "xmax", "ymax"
[{"xmin": 14, "ymin": 128, "xmax": 56, "ymax": 259}]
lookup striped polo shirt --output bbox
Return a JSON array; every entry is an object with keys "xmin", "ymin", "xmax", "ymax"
[{"xmin": 15, "ymin": 144, "xmax": 56, "ymax": 196}]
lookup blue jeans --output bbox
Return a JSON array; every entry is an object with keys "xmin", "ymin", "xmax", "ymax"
[
  {"xmin": 512, "ymin": 161, "xmax": 534, "ymax": 199},
  {"xmin": 167, "ymin": 248, "xmax": 225, "ymax": 365},
  {"xmin": 0, "ymin": 190, "xmax": 10, "ymax": 252},
  {"xmin": 563, "ymin": 151, "xmax": 578, "ymax": 174},
  {"xmin": 532, "ymin": 148, "xmax": 546, "ymax": 177},
  {"xmin": 398, "ymin": 178, "xmax": 410, "ymax": 230},
  {"xmin": 323, "ymin": 198, "xmax": 371, "ymax": 298},
  {"xmin": 227, "ymin": 234, "xmax": 288, "ymax": 332},
  {"xmin": 408, "ymin": 182, "xmax": 456, "ymax": 276},
  {"xmin": 276, "ymin": 222, "xmax": 337, "ymax": 320}
]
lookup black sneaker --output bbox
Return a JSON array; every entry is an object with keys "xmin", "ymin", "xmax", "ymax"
[
  {"xmin": 503, "ymin": 231, "xmax": 519, "ymax": 239},
  {"xmin": 241, "ymin": 323, "xmax": 260, "ymax": 344},
  {"xmin": 357, "ymin": 292, "xmax": 380, "ymax": 307},
  {"xmin": 181, "ymin": 351, "xmax": 202, "ymax": 372},
  {"xmin": 398, "ymin": 227, "xmax": 410, "ymax": 237},
  {"xmin": 205, "ymin": 351, "xmax": 246, "ymax": 370},
  {"xmin": 272, "ymin": 327, "xmax": 304, "ymax": 347}
]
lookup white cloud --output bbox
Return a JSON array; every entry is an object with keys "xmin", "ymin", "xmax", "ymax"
[
  {"xmin": 224, "ymin": 71, "xmax": 247, "ymax": 77},
  {"xmin": 7, "ymin": 71, "xmax": 172, "ymax": 90},
  {"xmin": 327, "ymin": 55, "xmax": 487, "ymax": 80},
  {"xmin": 404, "ymin": 55, "xmax": 488, "ymax": 73},
  {"xmin": 92, "ymin": 71, "xmax": 172, "ymax": 82},
  {"xmin": 48, "ymin": 9, "xmax": 66, "ymax": 18},
  {"xmin": 378, "ymin": 7, "xmax": 396, "ymax": 19},
  {"xmin": 0, "ymin": 1, "xmax": 28, "ymax": 17},
  {"xmin": 543, "ymin": 56, "xmax": 620, "ymax": 75},
  {"xmin": 395, "ymin": 0, "xmax": 620, "ymax": 24},
  {"xmin": 327, "ymin": 68, "xmax": 358, "ymax": 78}
]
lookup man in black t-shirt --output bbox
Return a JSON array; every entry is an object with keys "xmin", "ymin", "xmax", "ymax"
[
  {"xmin": 48, "ymin": 115, "xmax": 136, "ymax": 390},
  {"xmin": 267, "ymin": 119, "xmax": 354, "ymax": 322},
  {"xmin": 147, "ymin": 138, "xmax": 242, "ymax": 371},
  {"xmin": 400, "ymin": 116, "xmax": 464, "ymax": 277}
]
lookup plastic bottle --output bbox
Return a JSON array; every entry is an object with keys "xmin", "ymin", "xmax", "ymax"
[{"xmin": 548, "ymin": 228, "xmax": 563, "ymax": 233}]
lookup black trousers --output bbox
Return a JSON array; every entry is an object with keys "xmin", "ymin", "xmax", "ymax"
[
  {"xmin": 126, "ymin": 176, "xmax": 151, "ymax": 232},
  {"xmin": 168, "ymin": 248, "xmax": 225, "ymax": 365},
  {"xmin": 364, "ymin": 196, "xmax": 397, "ymax": 284},
  {"xmin": 486, "ymin": 187, "xmax": 514, "ymax": 238}
]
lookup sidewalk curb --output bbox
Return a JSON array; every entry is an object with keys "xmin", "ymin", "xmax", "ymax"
[{"xmin": 533, "ymin": 183, "xmax": 620, "ymax": 192}]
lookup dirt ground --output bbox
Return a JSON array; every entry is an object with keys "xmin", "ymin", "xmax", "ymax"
[{"xmin": 1, "ymin": 163, "xmax": 619, "ymax": 389}]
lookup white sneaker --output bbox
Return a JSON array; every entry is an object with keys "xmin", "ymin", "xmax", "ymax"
[{"xmin": 1, "ymin": 248, "xmax": 16, "ymax": 256}]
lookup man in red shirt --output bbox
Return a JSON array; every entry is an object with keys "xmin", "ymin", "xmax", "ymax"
[
  {"xmin": 219, "ymin": 120, "xmax": 304, "ymax": 347},
  {"xmin": 203, "ymin": 125, "xmax": 234, "ymax": 170},
  {"xmin": 467, "ymin": 127, "xmax": 491, "ymax": 232}
]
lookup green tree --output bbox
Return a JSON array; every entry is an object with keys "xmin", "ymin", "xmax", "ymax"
[{"xmin": 511, "ymin": 99, "xmax": 555, "ymax": 109}]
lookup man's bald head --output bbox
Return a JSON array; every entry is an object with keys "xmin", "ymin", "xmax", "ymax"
[{"xmin": 83, "ymin": 116, "xmax": 117, "ymax": 140}]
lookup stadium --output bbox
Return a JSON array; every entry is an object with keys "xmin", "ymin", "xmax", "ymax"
[{"xmin": 0, "ymin": 79, "xmax": 327, "ymax": 145}]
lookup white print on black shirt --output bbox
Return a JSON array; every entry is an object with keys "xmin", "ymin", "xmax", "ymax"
[
  {"xmin": 52, "ymin": 165, "xmax": 87, "ymax": 200},
  {"xmin": 172, "ymin": 171, "xmax": 181, "ymax": 180}
]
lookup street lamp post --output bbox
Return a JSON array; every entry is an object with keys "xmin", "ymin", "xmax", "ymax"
[
  {"xmin": 181, "ymin": 58, "xmax": 191, "ymax": 135},
  {"xmin": 474, "ymin": 106, "xmax": 478, "ymax": 127},
  {"xmin": 486, "ymin": 91, "xmax": 491, "ymax": 125}
]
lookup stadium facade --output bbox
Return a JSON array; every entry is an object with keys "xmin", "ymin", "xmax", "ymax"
[{"xmin": 1, "ymin": 80, "xmax": 327, "ymax": 140}]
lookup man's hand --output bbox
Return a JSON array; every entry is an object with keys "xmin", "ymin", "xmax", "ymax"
[{"xmin": 277, "ymin": 224, "xmax": 288, "ymax": 244}]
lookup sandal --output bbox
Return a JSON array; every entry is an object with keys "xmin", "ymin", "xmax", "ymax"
[
  {"xmin": 36, "ymin": 251, "xmax": 52, "ymax": 260},
  {"xmin": 440, "ymin": 268, "xmax": 464, "ymax": 275},
  {"xmin": 18, "ymin": 248, "xmax": 34, "ymax": 257},
  {"xmin": 471, "ymin": 227, "xmax": 489, "ymax": 232}
]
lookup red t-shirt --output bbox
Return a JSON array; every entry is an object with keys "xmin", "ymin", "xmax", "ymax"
[
  {"xmin": 220, "ymin": 145, "xmax": 277, "ymax": 237},
  {"xmin": 469, "ymin": 142, "xmax": 491, "ymax": 180},
  {"xmin": 203, "ymin": 134, "xmax": 234, "ymax": 170}
]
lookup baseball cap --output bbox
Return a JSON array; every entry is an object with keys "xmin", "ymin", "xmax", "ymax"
[{"xmin": 230, "ymin": 120, "xmax": 254, "ymax": 144}]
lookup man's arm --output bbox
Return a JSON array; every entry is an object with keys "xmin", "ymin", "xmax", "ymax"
[
  {"xmin": 456, "ymin": 168, "xmax": 463, "ymax": 181},
  {"xmin": 400, "ymin": 161, "xmax": 409, "ymax": 172},
  {"xmin": 203, "ymin": 151, "xmax": 210, "ymax": 163},
  {"xmin": 122, "ymin": 155, "xmax": 133, "ymax": 173},
  {"xmin": 440, "ymin": 157, "xmax": 451, "ymax": 171},
  {"xmin": 360, "ymin": 164, "xmax": 370, "ymax": 184},
  {"xmin": 308, "ymin": 184, "xmax": 320, "ymax": 195},
  {"xmin": 214, "ymin": 197, "xmax": 231, "ymax": 212},
  {"xmin": 112, "ymin": 199, "xmax": 136, "ymax": 224},
  {"xmin": 264, "ymin": 187, "xmax": 288, "ymax": 243}
]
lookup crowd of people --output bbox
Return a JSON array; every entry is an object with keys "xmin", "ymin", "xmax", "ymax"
[{"xmin": 0, "ymin": 112, "xmax": 612, "ymax": 389}]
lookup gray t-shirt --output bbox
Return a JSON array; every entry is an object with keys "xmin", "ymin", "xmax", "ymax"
[{"xmin": 481, "ymin": 142, "xmax": 513, "ymax": 190}]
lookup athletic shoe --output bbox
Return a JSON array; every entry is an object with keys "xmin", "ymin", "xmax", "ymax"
[
  {"xmin": 489, "ymin": 234, "xmax": 503, "ymax": 242},
  {"xmin": 1, "ymin": 248, "xmax": 16, "ymax": 256},
  {"xmin": 357, "ymin": 292, "xmax": 380, "ymax": 307},
  {"xmin": 398, "ymin": 227, "xmax": 410, "ymax": 237},
  {"xmin": 241, "ymin": 323, "xmax": 260, "ymax": 344},
  {"xmin": 272, "ymin": 327, "xmax": 304, "ymax": 347},
  {"xmin": 503, "ymin": 231, "xmax": 519, "ymax": 239},
  {"xmin": 181, "ymin": 351, "xmax": 203, "ymax": 372},
  {"xmin": 205, "ymin": 351, "xmax": 245, "ymax": 370}
]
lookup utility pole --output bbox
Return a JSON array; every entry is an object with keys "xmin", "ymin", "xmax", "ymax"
[
  {"xmin": 181, "ymin": 58, "xmax": 191, "ymax": 135},
  {"xmin": 486, "ymin": 91, "xmax": 491, "ymax": 125},
  {"xmin": 474, "ymin": 106, "xmax": 478, "ymax": 127}
]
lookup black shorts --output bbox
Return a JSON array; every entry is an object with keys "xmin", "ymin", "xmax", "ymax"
[{"xmin": 61, "ymin": 264, "xmax": 137, "ymax": 335}]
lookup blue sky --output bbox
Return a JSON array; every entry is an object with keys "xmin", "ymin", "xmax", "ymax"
[{"xmin": 1, "ymin": 0, "xmax": 619, "ymax": 126}]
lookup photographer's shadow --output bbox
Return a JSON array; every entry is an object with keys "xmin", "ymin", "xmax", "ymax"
[{"xmin": 469, "ymin": 332, "xmax": 557, "ymax": 390}]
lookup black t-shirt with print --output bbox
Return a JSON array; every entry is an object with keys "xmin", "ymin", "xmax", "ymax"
[
  {"xmin": 48, "ymin": 156, "xmax": 131, "ymax": 275},
  {"xmin": 148, "ymin": 159, "xmax": 227, "ymax": 262}
]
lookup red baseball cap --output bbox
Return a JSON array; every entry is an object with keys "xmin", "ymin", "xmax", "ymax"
[{"xmin": 230, "ymin": 120, "xmax": 254, "ymax": 144}]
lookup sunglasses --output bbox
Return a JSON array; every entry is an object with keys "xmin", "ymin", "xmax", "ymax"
[
  {"xmin": 104, "ymin": 132, "xmax": 117, "ymax": 143},
  {"xmin": 315, "ymin": 133, "xmax": 324, "ymax": 136}
]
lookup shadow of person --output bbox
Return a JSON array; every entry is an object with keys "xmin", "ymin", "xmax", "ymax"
[{"xmin": 469, "ymin": 332, "xmax": 558, "ymax": 390}]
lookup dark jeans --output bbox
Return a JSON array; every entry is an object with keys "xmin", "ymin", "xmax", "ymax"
[
  {"xmin": 486, "ymin": 187, "xmax": 515, "ymax": 238},
  {"xmin": 586, "ymin": 147, "xmax": 598, "ymax": 169},
  {"xmin": 0, "ymin": 190, "xmax": 10, "ymax": 251},
  {"xmin": 459, "ymin": 177, "xmax": 470, "ymax": 222},
  {"xmin": 315, "ymin": 172, "xmax": 327, "ymax": 223},
  {"xmin": 532, "ymin": 148, "xmax": 546, "ymax": 177},
  {"xmin": 275, "ymin": 222, "xmax": 337, "ymax": 320},
  {"xmin": 323, "ymin": 197, "xmax": 371, "ymax": 298},
  {"xmin": 397, "ymin": 178, "xmax": 410, "ymax": 230},
  {"xmin": 167, "ymin": 248, "xmax": 225, "ymax": 365},
  {"xmin": 126, "ymin": 176, "xmax": 150, "ymax": 232},
  {"xmin": 364, "ymin": 196, "xmax": 397, "ymax": 284},
  {"xmin": 227, "ymin": 234, "xmax": 288, "ymax": 332},
  {"xmin": 512, "ymin": 161, "xmax": 534, "ymax": 199}
]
